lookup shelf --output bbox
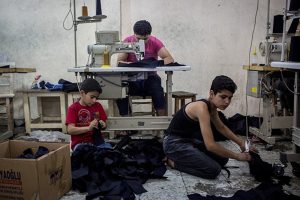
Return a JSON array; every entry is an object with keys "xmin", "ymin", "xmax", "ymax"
[
  {"xmin": 287, "ymin": 10, "xmax": 300, "ymax": 15},
  {"xmin": 267, "ymin": 33, "xmax": 296, "ymax": 37},
  {"xmin": 271, "ymin": 61, "xmax": 300, "ymax": 70},
  {"xmin": 243, "ymin": 65, "xmax": 281, "ymax": 71},
  {"xmin": 76, "ymin": 15, "xmax": 107, "ymax": 24},
  {"xmin": 0, "ymin": 67, "xmax": 36, "ymax": 74}
]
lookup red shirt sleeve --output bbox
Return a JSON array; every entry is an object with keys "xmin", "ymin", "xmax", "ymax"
[
  {"xmin": 66, "ymin": 103, "xmax": 78, "ymax": 125},
  {"xmin": 96, "ymin": 102, "xmax": 107, "ymax": 121}
]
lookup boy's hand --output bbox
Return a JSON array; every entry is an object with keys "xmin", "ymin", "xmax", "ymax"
[
  {"xmin": 99, "ymin": 120, "xmax": 106, "ymax": 129},
  {"xmin": 250, "ymin": 146, "xmax": 258, "ymax": 153},
  {"xmin": 236, "ymin": 152, "xmax": 252, "ymax": 161},
  {"xmin": 240, "ymin": 139, "xmax": 258, "ymax": 153},
  {"xmin": 89, "ymin": 119, "xmax": 99, "ymax": 131}
]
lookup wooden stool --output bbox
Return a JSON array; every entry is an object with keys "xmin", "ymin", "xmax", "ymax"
[
  {"xmin": 67, "ymin": 92, "xmax": 81, "ymax": 107},
  {"xmin": 129, "ymin": 96, "xmax": 155, "ymax": 116},
  {"xmin": 21, "ymin": 89, "xmax": 67, "ymax": 133},
  {"xmin": 0, "ymin": 94, "xmax": 14, "ymax": 140},
  {"xmin": 172, "ymin": 91, "xmax": 197, "ymax": 113}
]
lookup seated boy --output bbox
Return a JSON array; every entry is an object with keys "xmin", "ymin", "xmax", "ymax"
[
  {"xmin": 163, "ymin": 75, "xmax": 254, "ymax": 179},
  {"xmin": 66, "ymin": 78, "xmax": 111, "ymax": 150}
]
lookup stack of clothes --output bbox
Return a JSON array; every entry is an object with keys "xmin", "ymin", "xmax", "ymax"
[{"xmin": 71, "ymin": 137, "xmax": 166, "ymax": 200}]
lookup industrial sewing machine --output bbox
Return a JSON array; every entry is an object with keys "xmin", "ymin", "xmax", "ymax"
[
  {"xmin": 87, "ymin": 31, "xmax": 145, "ymax": 68},
  {"xmin": 245, "ymin": 65, "xmax": 294, "ymax": 144},
  {"xmin": 259, "ymin": 40, "xmax": 288, "ymax": 65},
  {"xmin": 85, "ymin": 31, "xmax": 146, "ymax": 99}
]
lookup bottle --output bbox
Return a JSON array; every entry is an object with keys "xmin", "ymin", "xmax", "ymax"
[{"xmin": 251, "ymin": 47, "xmax": 258, "ymax": 66}]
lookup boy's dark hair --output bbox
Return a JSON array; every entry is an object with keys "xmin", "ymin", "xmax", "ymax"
[
  {"xmin": 210, "ymin": 75, "xmax": 237, "ymax": 94},
  {"xmin": 133, "ymin": 20, "xmax": 152, "ymax": 36},
  {"xmin": 80, "ymin": 78, "xmax": 102, "ymax": 94}
]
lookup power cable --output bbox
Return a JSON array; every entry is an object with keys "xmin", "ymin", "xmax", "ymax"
[
  {"xmin": 280, "ymin": 70, "xmax": 300, "ymax": 95},
  {"xmin": 63, "ymin": 0, "xmax": 74, "ymax": 31},
  {"xmin": 245, "ymin": 0, "xmax": 260, "ymax": 141}
]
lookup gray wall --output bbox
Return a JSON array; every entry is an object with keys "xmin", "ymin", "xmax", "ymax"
[{"xmin": 0, "ymin": 0, "xmax": 283, "ymax": 118}]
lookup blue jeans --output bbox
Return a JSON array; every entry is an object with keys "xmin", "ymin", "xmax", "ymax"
[
  {"xmin": 116, "ymin": 75, "xmax": 165, "ymax": 116},
  {"xmin": 163, "ymin": 135, "xmax": 228, "ymax": 179},
  {"xmin": 73, "ymin": 142, "xmax": 112, "ymax": 152}
]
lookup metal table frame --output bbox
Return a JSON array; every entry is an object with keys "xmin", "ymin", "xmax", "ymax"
[
  {"xmin": 68, "ymin": 66, "xmax": 191, "ymax": 133},
  {"xmin": 271, "ymin": 62, "xmax": 300, "ymax": 163}
]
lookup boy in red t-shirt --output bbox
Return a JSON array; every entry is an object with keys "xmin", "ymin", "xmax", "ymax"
[{"xmin": 66, "ymin": 78, "xmax": 111, "ymax": 150}]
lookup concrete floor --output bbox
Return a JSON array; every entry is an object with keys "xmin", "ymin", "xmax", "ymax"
[
  {"xmin": 58, "ymin": 137, "xmax": 300, "ymax": 200},
  {"xmin": 13, "ymin": 130, "xmax": 300, "ymax": 199}
]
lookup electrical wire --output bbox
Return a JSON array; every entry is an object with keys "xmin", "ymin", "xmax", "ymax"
[
  {"xmin": 75, "ymin": 74, "xmax": 82, "ymax": 92},
  {"xmin": 245, "ymin": 0, "xmax": 260, "ymax": 141},
  {"xmin": 63, "ymin": 0, "xmax": 74, "ymax": 31},
  {"xmin": 86, "ymin": 54, "xmax": 91, "ymax": 67},
  {"xmin": 257, "ymin": 71, "xmax": 274, "ymax": 131},
  {"xmin": 97, "ymin": 75, "xmax": 124, "ymax": 87},
  {"xmin": 280, "ymin": 70, "xmax": 300, "ymax": 95}
]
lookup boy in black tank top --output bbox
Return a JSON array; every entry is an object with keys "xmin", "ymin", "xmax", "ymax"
[{"xmin": 163, "ymin": 75, "xmax": 254, "ymax": 179}]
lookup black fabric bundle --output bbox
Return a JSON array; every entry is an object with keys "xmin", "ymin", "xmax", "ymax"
[
  {"xmin": 227, "ymin": 114, "xmax": 262, "ymax": 136},
  {"xmin": 58, "ymin": 79, "xmax": 79, "ymax": 93},
  {"xmin": 71, "ymin": 137, "xmax": 167, "ymax": 200},
  {"xmin": 248, "ymin": 152, "xmax": 274, "ymax": 182},
  {"xmin": 187, "ymin": 152, "xmax": 299, "ymax": 200},
  {"xmin": 18, "ymin": 146, "xmax": 49, "ymax": 159},
  {"xmin": 118, "ymin": 57, "xmax": 185, "ymax": 68},
  {"xmin": 92, "ymin": 123, "xmax": 105, "ymax": 146},
  {"xmin": 188, "ymin": 180, "xmax": 300, "ymax": 200}
]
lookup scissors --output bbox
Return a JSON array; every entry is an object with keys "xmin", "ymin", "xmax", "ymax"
[{"xmin": 245, "ymin": 139, "xmax": 251, "ymax": 152}]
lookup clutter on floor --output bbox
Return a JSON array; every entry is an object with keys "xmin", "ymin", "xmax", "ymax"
[{"xmin": 7, "ymin": 130, "xmax": 300, "ymax": 200}]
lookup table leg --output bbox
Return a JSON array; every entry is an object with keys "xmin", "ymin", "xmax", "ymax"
[
  {"xmin": 165, "ymin": 71, "xmax": 173, "ymax": 116},
  {"xmin": 23, "ymin": 93, "xmax": 31, "ymax": 133}
]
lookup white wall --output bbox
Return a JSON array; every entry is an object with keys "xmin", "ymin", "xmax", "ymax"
[{"xmin": 0, "ymin": 0, "xmax": 284, "ymax": 119}]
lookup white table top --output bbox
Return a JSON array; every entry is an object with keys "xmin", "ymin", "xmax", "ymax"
[
  {"xmin": 271, "ymin": 62, "xmax": 300, "ymax": 70},
  {"xmin": 68, "ymin": 65, "xmax": 191, "ymax": 73}
]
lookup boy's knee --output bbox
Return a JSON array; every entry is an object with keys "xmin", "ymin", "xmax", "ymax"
[
  {"xmin": 205, "ymin": 167, "xmax": 221, "ymax": 179},
  {"xmin": 200, "ymin": 164, "xmax": 222, "ymax": 179}
]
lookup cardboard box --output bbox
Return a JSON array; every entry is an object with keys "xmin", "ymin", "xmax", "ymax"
[{"xmin": 0, "ymin": 140, "xmax": 71, "ymax": 200}]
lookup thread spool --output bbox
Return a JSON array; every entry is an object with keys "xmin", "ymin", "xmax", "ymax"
[
  {"xmin": 289, "ymin": 36, "xmax": 300, "ymax": 62},
  {"xmin": 273, "ymin": 15, "xmax": 283, "ymax": 33},
  {"xmin": 82, "ymin": 5, "xmax": 88, "ymax": 17},
  {"xmin": 96, "ymin": 0, "xmax": 102, "ymax": 15},
  {"xmin": 289, "ymin": 0, "xmax": 300, "ymax": 11},
  {"xmin": 103, "ymin": 48, "xmax": 110, "ymax": 66}
]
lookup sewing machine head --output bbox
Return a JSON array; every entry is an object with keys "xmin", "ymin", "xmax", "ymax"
[
  {"xmin": 259, "ymin": 40, "xmax": 288, "ymax": 65},
  {"xmin": 110, "ymin": 40, "xmax": 145, "ymax": 60},
  {"xmin": 87, "ymin": 31, "xmax": 145, "ymax": 67}
]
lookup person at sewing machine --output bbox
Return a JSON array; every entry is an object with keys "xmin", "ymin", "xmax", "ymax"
[
  {"xmin": 116, "ymin": 20, "xmax": 174, "ymax": 117},
  {"xmin": 163, "ymin": 75, "xmax": 255, "ymax": 179}
]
